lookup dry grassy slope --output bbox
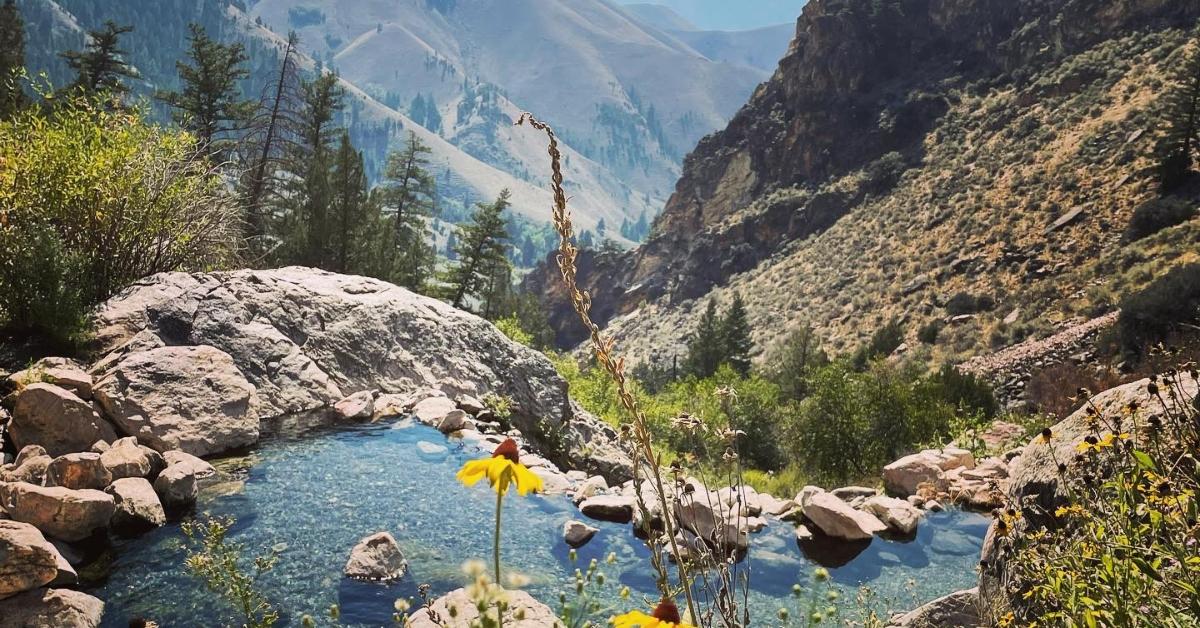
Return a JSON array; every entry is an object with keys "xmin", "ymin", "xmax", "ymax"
[
  {"xmin": 248, "ymin": 0, "xmax": 770, "ymax": 226},
  {"xmin": 597, "ymin": 28, "xmax": 1200, "ymax": 367}
]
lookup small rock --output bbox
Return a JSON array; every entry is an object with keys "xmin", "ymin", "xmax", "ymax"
[
  {"xmin": 153, "ymin": 464, "xmax": 199, "ymax": 513},
  {"xmin": 334, "ymin": 391, "xmax": 375, "ymax": 422},
  {"xmin": 862, "ymin": 495, "xmax": 923, "ymax": 535},
  {"xmin": 794, "ymin": 525, "xmax": 814, "ymax": 542},
  {"xmin": 747, "ymin": 516, "xmax": 768, "ymax": 533},
  {"xmin": 89, "ymin": 441, "xmax": 110, "ymax": 454},
  {"xmin": 456, "ymin": 394, "xmax": 488, "ymax": 415},
  {"xmin": 411, "ymin": 396, "xmax": 457, "ymax": 426},
  {"xmin": 573, "ymin": 475, "xmax": 608, "ymax": 502},
  {"xmin": 163, "ymin": 450, "xmax": 216, "ymax": 479},
  {"xmin": 924, "ymin": 500, "xmax": 944, "ymax": 512},
  {"xmin": 532, "ymin": 468, "xmax": 571, "ymax": 494},
  {"xmin": 100, "ymin": 437, "xmax": 152, "ymax": 481},
  {"xmin": 344, "ymin": 532, "xmax": 407, "ymax": 581},
  {"xmin": 832, "ymin": 486, "xmax": 878, "ymax": 501},
  {"xmin": 106, "ymin": 478, "xmax": 167, "ymax": 533},
  {"xmin": 407, "ymin": 587, "xmax": 556, "ymax": 627},
  {"xmin": 437, "ymin": 409, "xmax": 472, "ymax": 434},
  {"xmin": 579, "ymin": 495, "xmax": 637, "ymax": 523},
  {"xmin": 563, "ymin": 520, "xmax": 598, "ymax": 548},
  {"xmin": 44, "ymin": 453, "xmax": 112, "ymax": 491}
]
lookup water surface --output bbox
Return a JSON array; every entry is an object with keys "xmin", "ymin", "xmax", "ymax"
[{"xmin": 90, "ymin": 422, "xmax": 988, "ymax": 626}]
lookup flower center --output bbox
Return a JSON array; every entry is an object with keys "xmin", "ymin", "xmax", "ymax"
[
  {"xmin": 492, "ymin": 438, "xmax": 520, "ymax": 463},
  {"xmin": 652, "ymin": 598, "xmax": 681, "ymax": 623}
]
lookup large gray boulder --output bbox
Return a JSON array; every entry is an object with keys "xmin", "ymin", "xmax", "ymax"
[
  {"xmin": 0, "ymin": 521, "xmax": 60, "ymax": 599},
  {"xmin": 153, "ymin": 464, "xmax": 198, "ymax": 512},
  {"xmin": 343, "ymin": 532, "xmax": 407, "ymax": 581},
  {"xmin": 802, "ymin": 491, "xmax": 888, "ymax": 541},
  {"xmin": 93, "ymin": 346, "xmax": 258, "ymax": 457},
  {"xmin": 0, "ymin": 588, "xmax": 104, "ymax": 627},
  {"xmin": 0, "ymin": 483, "xmax": 116, "ymax": 542},
  {"xmin": 8, "ymin": 384, "xmax": 118, "ymax": 457},
  {"xmin": 91, "ymin": 268, "xmax": 632, "ymax": 481}
]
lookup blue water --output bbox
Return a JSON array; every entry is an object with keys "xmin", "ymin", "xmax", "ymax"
[{"xmin": 88, "ymin": 422, "xmax": 988, "ymax": 627}]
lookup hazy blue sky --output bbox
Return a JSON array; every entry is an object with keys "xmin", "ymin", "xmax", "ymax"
[{"xmin": 624, "ymin": 1, "xmax": 808, "ymax": 31}]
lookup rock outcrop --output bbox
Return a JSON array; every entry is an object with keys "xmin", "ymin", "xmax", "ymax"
[{"xmin": 90, "ymin": 268, "xmax": 631, "ymax": 480}]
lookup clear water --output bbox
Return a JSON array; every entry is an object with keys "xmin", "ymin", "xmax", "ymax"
[{"xmin": 88, "ymin": 422, "xmax": 988, "ymax": 627}]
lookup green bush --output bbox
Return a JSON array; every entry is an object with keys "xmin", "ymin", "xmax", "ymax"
[
  {"xmin": 1117, "ymin": 263, "xmax": 1200, "ymax": 355},
  {"xmin": 0, "ymin": 98, "xmax": 237, "ymax": 344},
  {"xmin": 929, "ymin": 363, "xmax": 999, "ymax": 419},
  {"xmin": 1122, "ymin": 197, "xmax": 1197, "ymax": 243}
]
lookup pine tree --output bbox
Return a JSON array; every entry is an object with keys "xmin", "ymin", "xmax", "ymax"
[
  {"xmin": 280, "ymin": 71, "xmax": 344, "ymax": 267},
  {"xmin": 720, "ymin": 293, "xmax": 754, "ymax": 377},
  {"xmin": 446, "ymin": 189, "xmax": 512, "ymax": 310},
  {"xmin": 1157, "ymin": 30, "xmax": 1200, "ymax": 193},
  {"xmin": 241, "ymin": 32, "xmax": 304, "ymax": 253},
  {"xmin": 381, "ymin": 132, "xmax": 438, "ymax": 289},
  {"xmin": 0, "ymin": 0, "xmax": 26, "ymax": 119},
  {"xmin": 328, "ymin": 131, "xmax": 369, "ymax": 274},
  {"xmin": 158, "ymin": 24, "xmax": 254, "ymax": 160},
  {"xmin": 683, "ymin": 299, "xmax": 724, "ymax": 378},
  {"xmin": 61, "ymin": 21, "xmax": 139, "ymax": 95}
]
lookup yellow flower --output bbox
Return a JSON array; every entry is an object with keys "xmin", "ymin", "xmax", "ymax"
[
  {"xmin": 456, "ymin": 438, "xmax": 543, "ymax": 496},
  {"xmin": 613, "ymin": 599, "xmax": 695, "ymax": 628}
]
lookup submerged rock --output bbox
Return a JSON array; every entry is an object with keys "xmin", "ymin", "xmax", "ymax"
[
  {"xmin": 0, "ymin": 588, "xmax": 104, "ymax": 627},
  {"xmin": 344, "ymin": 532, "xmax": 407, "ymax": 581},
  {"xmin": 562, "ymin": 520, "xmax": 598, "ymax": 548}
]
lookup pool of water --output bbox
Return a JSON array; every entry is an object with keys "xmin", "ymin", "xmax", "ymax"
[{"xmin": 88, "ymin": 422, "xmax": 988, "ymax": 627}]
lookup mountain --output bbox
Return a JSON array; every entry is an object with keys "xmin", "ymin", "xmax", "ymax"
[
  {"xmin": 526, "ymin": 0, "xmax": 1200, "ymax": 362},
  {"xmin": 619, "ymin": 3, "xmax": 795, "ymax": 74},
  {"xmin": 621, "ymin": 0, "xmax": 809, "ymax": 31},
  {"xmin": 15, "ymin": 0, "xmax": 777, "ymax": 251}
]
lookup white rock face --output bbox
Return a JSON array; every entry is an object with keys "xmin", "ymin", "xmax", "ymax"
[
  {"xmin": 90, "ymin": 269, "xmax": 631, "ymax": 481},
  {"xmin": 93, "ymin": 346, "xmax": 259, "ymax": 457},
  {"xmin": 802, "ymin": 491, "xmax": 888, "ymax": 541},
  {"xmin": 344, "ymin": 532, "xmax": 407, "ymax": 581},
  {"xmin": 563, "ymin": 520, "xmax": 599, "ymax": 548},
  {"xmin": 407, "ymin": 587, "xmax": 559, "ymax": 628},
  {"xmin": 8, "ymin": 384, "xmax": 118, "ymax": 457}
]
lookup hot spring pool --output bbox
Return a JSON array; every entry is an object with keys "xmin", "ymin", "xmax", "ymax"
[{"xmin": 87, "ymin": 421, "xmax": 988, "ymax": 626}]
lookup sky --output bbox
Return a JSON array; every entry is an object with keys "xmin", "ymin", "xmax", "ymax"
[{"xmin": 623, "ymin": 1, "xmax": 808, "ymax": 31}]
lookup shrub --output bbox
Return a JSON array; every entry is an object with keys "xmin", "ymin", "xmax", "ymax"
[
  {"xmin": 851, "ymin": 319, "xmax": 905, "ymax": 370},
  {"xmin": 917, "ymin": 319, "xmax": 942, "ymax": 344},
  {"xmin": 1117, "ymin": 263, "xmax": 1200, "ymax": 355},
  {"xmin": 1122, "ymin": 197, "xmax": 1197, "ymax": 243},
  {"xmin": 928, "ymin": 363, "xmax": 999, "ymax": 419},
  {"xmin": 0, "ymin": 99, "xmax": 237, "ymax": 343}
]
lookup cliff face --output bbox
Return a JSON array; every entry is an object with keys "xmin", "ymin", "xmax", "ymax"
[{"xmin": 527, "ymin": 0, "xmax": 1200, "ymax": 353}]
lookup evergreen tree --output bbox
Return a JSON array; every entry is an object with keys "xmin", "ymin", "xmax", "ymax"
[
  {"xmin": 241, "ymin": 32, "xmax": 303, "ymax": 253},
  {"xmin": 0, "ymin": 0, "xmax": 26, "ymax": 118},
  {"xmin": 577, "ymin": 230, "xmax": 594, "ymax": 248},
  {"xmin": 1157, "ymin": 30, "xmax": 1200, "ymax": 193},
  {"xmin": 446, "ymin": 189, "xmax": 512, "ymax": 310},
  {"xmin": 328, "ymin": 131, "xmax": 369, "ymax": 274},
  {"xmin": 61, "ymin": 21, "xmax": 139, "ymax": 95},
  {"xmin": 381, "ymin": 132, "xmax": 437, "ymax": 289},
  {"xmin": 158, "ymin": 24, "xmax": 254, "ymax": 160},
  {"xmin": 720, "ymin": 292, "xmax": 754, "ymax": 377},
  {"xmin": 279, "ymin": 71, "xmax": 344, "ymax": 267},
  {"xmin": 683, "ymin": 299, "xmax": 724, "ymax": 378},
  {"xmin": 520, "ymin": 235, "xmax": 536, "ymax": 267},
  {"xmin": 769, "ymin": 323, "xmax": 828, "ymax": 401}
]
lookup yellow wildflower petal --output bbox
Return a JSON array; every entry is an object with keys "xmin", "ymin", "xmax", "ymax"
[
  {"xmin": 487, "ymin": 458, "xmax": 515, "ymax": 494},
  {"xmin": 512, "ymin": 462, "xmax": 544, "ymax": 496},
  {"xmin": 612, "ymin": 610, "xmax": 663, "ymax": 628},
  {"xmin": 456, "ymin": 459, "xmax": 492, "ymax": 488}
]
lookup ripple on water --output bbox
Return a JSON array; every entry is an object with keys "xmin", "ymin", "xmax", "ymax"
[{"xmin": 89, "ymin": 424, "xmax": 989, "ymax": 627}]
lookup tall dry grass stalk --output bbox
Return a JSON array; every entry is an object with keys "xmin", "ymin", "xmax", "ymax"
[{"xmin": 515, "ymin": 112, "xmax": 700, "ymax": 625}]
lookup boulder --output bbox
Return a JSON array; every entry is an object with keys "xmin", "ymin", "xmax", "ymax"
[
  {"xmin": 0, "ymin": 588, "xmax": 104, "ymax": 627},
  {"xmin": 89, "ymin": 268, "xmax": 632, "ymax": 482},
  {"xmin": 883, "ymin": 452, "xmax": 945, "ymax": 496},
  {"xmin": 437, "ymin": 409, "xmax": 473, "ymax": 434},
  {"xmin": 0, "ymin": 483, "xmax": 115, "ymax": 542},
  {"xmin": 153, "ymin": 464, "xmax": 199, "ymax": 512},
  {"xmin": 99, "ymin": 438, "xmax": 152, "ymax": 481},
  {"xmin": 8, "ymin": 358, "xmax": 93, "ymax": 400},
  {"xmin": 862, "ymin": 495, "xmax": 923, "ymax": 535},
  {"xmin": 795, "ymin": 485, "xmax": 823, "ymax": 509},
  {"xmin": 8, "ymin": 383, "xmax": 117, "ymax": 457},
  {"xmin": 887, "ymin": 587, "xmax": 979, "ymax": 627},
  {"xmin": 563, "ymin": 520, "xmax": 599, "ymax": 548},
  {"xmin": 758, "ymin": 494, "xmax": 797, "ymax": 517},
  {"xmin": 802, "ymin": 491, "xmax": 888, "ymax": 541},
  {"xmin": 456, "ymin": 394, "xmax": 488, "ymax": 415},
  {"xmin": 407, "ymin": 587, "xmax": 558, "ymax": 627},
  {"xmin": 412, "ymin": 396, "xmax": 458, "ymax": 426},
  {"xmin": 675, "ymin": 486, "xmax": 749, "ymax": 556},
  {"xmin": 334, "ymin": 390, "xmax": 375, "ymax": 422},
  {"xmin": 573, "ymin": 475, "xmax": 608, "ymax": 502},
  {"xmin": 579, "ymin": 495, "xmax": 637, "ymax": 523},
  {"xmin": 44, "ymin": 454, "xmax": 112, "ymax": 491},
  {"xmin": 163, "ymin": 450, "xmax": 216, "ymax": 479},
  {"xmin": 0, "ymin": 521, "xmax": 61, "ymax": 598},
  {"xmin": 2, "ymin": 446, "xmax": 52, "ymax": 485},
  {"xmin": 531, "ymin": 468, "xmax": 571, "ymax": 494},
  {"xmin": 105, "ymin": 478, "xmax": 166, "ymax": 533},
  {"xmin": 343, "ymin": 532, "xmax": 407, "ymax": 581},
  {"xmin": 93, "ymin": 346, "xmax": 258, "ymax": 456},
  {"xmin": 717, "ymin": 485, "xmax": 762, "ymax": 516}
]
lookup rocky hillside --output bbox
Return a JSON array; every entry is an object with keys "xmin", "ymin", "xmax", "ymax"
[{"xmin": 527, "ymin": 0, "xmax": 1200, "ymax": 364}]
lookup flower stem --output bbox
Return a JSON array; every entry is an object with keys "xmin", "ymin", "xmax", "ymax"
[{"xmin": 494, "ymin": 489, "xmax": 504, "ymax": 628}]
